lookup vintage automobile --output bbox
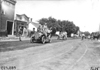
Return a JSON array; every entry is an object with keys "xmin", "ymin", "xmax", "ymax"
[
  {"xmin": 30, "ymin": 32, "xmax": 51, "ymax": 44},
  {"xmin": 57, "ymin": 31, "xmax": 67, "ymax": 40}
]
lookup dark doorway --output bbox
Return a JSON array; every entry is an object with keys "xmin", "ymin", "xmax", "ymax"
[{"xmin": 7, "ymin": 21, "xmax": 13, "ymax": 35}]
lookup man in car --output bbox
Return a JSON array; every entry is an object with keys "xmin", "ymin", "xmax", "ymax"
[{"xmin": 42, "ymin": 23, "xmax": 50, "ymax": 37}]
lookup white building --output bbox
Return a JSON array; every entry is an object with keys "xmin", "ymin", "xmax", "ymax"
[{"xmin": 28, "ymin": 22, "xmax": 41, "ymax": 32}]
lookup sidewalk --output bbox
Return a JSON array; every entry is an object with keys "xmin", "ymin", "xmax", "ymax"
[
  {"xmin": 0, "ymin": 36, "xmax": 57, "ymax": 42},
  {"xmin": 0, "ymin": 36, "xmax": 30, "ymax": 42}
]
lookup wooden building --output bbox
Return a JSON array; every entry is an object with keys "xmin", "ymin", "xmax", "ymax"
[
  {"xmin": 28, "ymin": 22, "xmax": 41, "ymax": 32},
  {"xmin": 14, "ymin": 14, "xmax": 30, "ymax": 36},
  {"xmin": 0, "ymin": 0, "xmax": 16, "ymax": 36}
]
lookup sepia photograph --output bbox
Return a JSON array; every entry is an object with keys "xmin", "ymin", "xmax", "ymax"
[{"xmin": 0, "ymin": 0, "xmax": 100, "ymax": 70}]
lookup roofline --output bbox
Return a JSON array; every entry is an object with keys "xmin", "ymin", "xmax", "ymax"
[
  {"xmin": 3, "ymin": 0, "xmax": 16, "ymax": 5},
  {"xmin": 22, "ymin": 14, "xmax": 29, "ymax": 19},
  {"xmin": 14, "ymin": 20, "xmax": 28, "ymax": 23}
]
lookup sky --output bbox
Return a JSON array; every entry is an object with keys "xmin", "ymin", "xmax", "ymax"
[{"xmin": 15, "ymin": 0, "xmax": 100, "ymax": 33}]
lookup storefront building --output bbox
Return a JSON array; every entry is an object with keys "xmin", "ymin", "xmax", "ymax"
[
  {"xmin": 0, "ymin": 0, "xmax": 16, "ymax": 36},
  {"xmin": 14, "ymin": 14, "xmax": 30, "ymax": 36}
]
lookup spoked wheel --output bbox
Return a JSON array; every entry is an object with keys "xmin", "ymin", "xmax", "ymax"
[{"xmin": 41, "ymin": 36, "xmax": 46, "ymax": 44}]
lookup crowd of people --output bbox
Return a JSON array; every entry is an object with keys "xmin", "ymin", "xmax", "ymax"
[
  {"xmin": 18, "ymin": 23, "xmax": 100, "ymax": 41},
  {"xmin": 18, "ymin": 23, "xmax": 51, "ymax": 41},
  {"xmin": 37, "ymin": 23, "xmax": 52, "ymax": 37}
]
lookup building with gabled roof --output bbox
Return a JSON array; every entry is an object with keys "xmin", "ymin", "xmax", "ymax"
[
  {"xmin": 14, "ymin": 14, "xmax": 30, "ymax": 36},
  {"xmin": 0, "ymin": 0, "xmax": 16, "ymax": 36},
  {"xmin": 28, "ymin": 22, "xmax": 41, "ymax": 32}
]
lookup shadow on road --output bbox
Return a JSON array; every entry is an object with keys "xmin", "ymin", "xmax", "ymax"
[
  {"xmin": 0, "ymin": 40, "xmax": 43, "ymax": 52},
  {"xmin": 0, "ymin": 38, "xmax": 68, "ymax": 52}
]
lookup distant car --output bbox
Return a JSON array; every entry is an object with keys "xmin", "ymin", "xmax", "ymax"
[
  {"xmin": 57, "ymin": 31, "xmax": 67, "ymax": 40},
  {"xmin": 30, "ymin": 32, "xmax": 51, "ymax": 44}
]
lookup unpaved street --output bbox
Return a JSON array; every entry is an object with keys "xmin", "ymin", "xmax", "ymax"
[{"xmin": 0, "ymin": 39, "xmax": 100, "ymax": 70}]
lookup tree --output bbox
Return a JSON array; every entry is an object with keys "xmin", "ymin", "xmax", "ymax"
[
  {"xmin": 74, "ymin": 26, "xmax": 80, "ymax": 34},
  {"xmin": 38, "ymin": 18, "xmax": 48, "ymax": 25},
  {"xmin": 83, "ymin": 31, "xmax": 90, "ymax": 36},
  {"xmin": 38, "ymin": 17, "xmax": 80, "ymax": 36}
]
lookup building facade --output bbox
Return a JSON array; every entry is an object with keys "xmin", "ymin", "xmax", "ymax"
[
  {"xmin": 28, "ymin": 22, "xmax": 41, "ymax": 31},
  {"xmin": 0, "ymin": 0, "xmax": 16, "ymax": 36},
  {"xmin": 14, "ymin": 14, "xmax": 30, "ymax": 36}
]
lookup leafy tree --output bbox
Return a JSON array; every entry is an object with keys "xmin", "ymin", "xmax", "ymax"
[
  {"xmin": 38, "ymin": 17, "xmax": 80, "ymax": 36},
  {"xmin": 74, "ymin": 26, "xmax": 80, "ymax": 34},
  {"xmin": 83, "ymin": 31, "xmax": 90, "ymax": 36}
]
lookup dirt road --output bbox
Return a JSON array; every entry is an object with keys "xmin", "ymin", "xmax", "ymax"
[{"xmin": 0, "ymin": 39, "xmax": 100, "ymax": 70}]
